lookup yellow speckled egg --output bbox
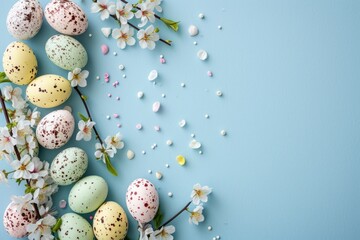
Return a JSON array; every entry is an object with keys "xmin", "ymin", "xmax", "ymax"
[
  {"xmin": 2, "ymin": 41, "xmax": 38, "ymax": 85},
  {"xmin": 26, "ymin": 74, "xmax": 71, "ymax": 108},
  {"xmin": 93, "ymin": 201, "xmax": 128, "ymax": 240}
]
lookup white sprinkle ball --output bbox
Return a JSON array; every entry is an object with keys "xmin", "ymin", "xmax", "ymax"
[
  {"xmin": 198, "ymin": 13, "xmax": 205, "ymax": 19},
  {"xmin": 197, "ymin": 49, "xmax": 208, "ymax": 60},
  {"xmin": 96, "ymin": 76, "xmax": 100, "ymax": 80},
  {"xmin": 213, "ymin": 238, "xmax": 216, "ymax": 240},
  {"xmin": 113, "ymin": 51, "xmax": 117, "ymax": 56},
  {"xmin": 162, "ymin": 93, "xmax": 166, "ymax": 98},
  {"xmin": 218, "ymin": 25, "xmax": 223, "ymax": 30},
  {"xmin": 181, "ymin": 83, "xmax": 186, "ymax": 87},
  {"xmin": 191, "ymin": 133, "xmax": 195, "ymax": 138},
  {"xmin": 119, "ymin": 64, "xmax": 125, "ymax": 70},
  {"xmin": 160, "ymin": 54, "xmax": 164, "ymax": 58},
  {"xmin": 142, "ymin": 150, "xmax": 146, "ymax": 155},
  {"xmin": 208, "ymin": 226, "xmax": 212, "ymax": 231},
  {"xmin": 166, "ymin": 140, "xmax": 173, "ymax": 146},
  {"xmin": 199, "ymin": 151, "xmax": 203, "ymax": 155},
  {"xmin": 106, "ymin": 115, "xmax": 110, "ymax": 120},
  {"xmin": 205, "ymin": 114, "xmax": 209, "ymax": 119},
  {"xmin": 165, "ymin": 163, "xmax": 170, "ymax": 168},
  {"xmin": 137, "ymin": 91, "xmax": 144, "ymax": 99},
  {"xmin": 88, "ymin": 33, "xmax": 92, "ymax": 37},
  {"xmin": 216, "ymin": 90, "xmax": 223, "ymax": 97},
  {"xmin": 188, "ymin": 25, "xmax": 199, "ymax": 36},
  {"xmin": 148, "ymin": 170, "xmax": 152, "ymax": 174},
  {"xmin": 193, "ymin": 41, "xmax": 198, "ymax": 45},
  {"xmin": 220, "ymin": 130, "xmax": 227, "ymax": 136},
  {"xmin": 122, "ymin": 74, "xmax": 126, "ymax": 78},
  {"xmin": 168, "ymin": 192, "xmax": 173, "ymax": 197},
  {"xmin": 216, "ymin": 236, "xmax": 221, "ymax": 239},
  {"xmin": 179, "ymin": 119, "xmax": 186, "ymax": 128}
]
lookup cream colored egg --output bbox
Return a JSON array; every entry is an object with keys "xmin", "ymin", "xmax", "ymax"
[
  {"xmin": 93, "ymin": 201, "xmax": 128, "ymax": 240},
  {"xmin": 26, "ymin": 74, "xmax": 71, "ymax": 108},
  {"xmin": 69, "ymin": 175, "xmax": 108, "ymax": 214},
  {"xmin": 2, "ymin": 42, "xmax": 38, "ymax": 85}
]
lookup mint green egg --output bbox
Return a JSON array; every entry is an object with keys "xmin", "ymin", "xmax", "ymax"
[
  {"xmin": 68, "ymin": 175, "xmax": 108, "ymax": 214},
  {"xmin": 58, "ymin": 213, "xmax": 94, "ymax": 240},
  {"xmin": 45, "ymin": 34, "xmax": 88, "ymax": 71}
]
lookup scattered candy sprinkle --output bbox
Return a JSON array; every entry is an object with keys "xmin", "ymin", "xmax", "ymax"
[
  {"xmin": 207, "ymin": 71, "xmax": 213, "ymax": 77},
  {"xmin": 127, "ymin": 150, "xmax": 135, "ymax": 160},
  {"xmin": 106, "ymin": 115, "xmax": 110, "ymax": 120},
  {"xmin": 113, "ymin": 51, "xmax": 117, "ymax": 56},
  {"xmin": 191, "ymin": 133, "xmax": 195, "ymax": 138},
  {"xmin": 216, "ymin": 90, "xmax": 223, "ymax": 97},
  {"xmin": 220, "ymin": 130, "xmax": 227, "ymax": 136},
  {"xmin": 165, "ymin": 164, "xmax": 170, "ymax": 168},
  {"xmin": 116, "ymin": 97, "xmax": 120, "ymax": 100},
  {"xmin": 194, "ymin": 41, "xmax": 198, "ymax": 45},
  {"xmin": 101, "ymin": 27, "xmax": 112, "ymax": 37},
  {"xmin": 113, "ymin": 114, "xmax": 119, "ymax": 118},
  {"xmin": 136, "ymin": 123, "xmax": 143, "ymax": 130},
  {"xmin": 88, "ymin": 33, "xmax": 92, "ymax": 37},
  {"xmin": 122, "ymin": 74, "xmax": 126, "ymax": 78},
  {"xmin": 148, "ymin": 69, "xmax": 158, "ymax": 81},
  {"xmin": 189, "ymin": 139, "xmax": 202, "ymax": 149},
  {"xmin": 176, "ymin": 155, "xmax": 186, "ymax": 166},
  {"xmin": 188, "ymin": 25, "xmax": 199, "ymax": 36},
  {"xmin": 168, "ymin": 192, "xmax": 173, "ymax": 197},
  {"xmin": 208, "ymin": 226, "xmax": 213, "ymax": 231},
  {"xmin": 197, "ymin": 49, "xmax": 208, "ymax": 60},
  {"xmin": 162, "ymin": 93, "xmax": 166, "ymax": 98},
  {"xmin": 216, "ymin": 236, "xmax": 221, "ymax": 239},
  {"xmin": 166, "ymin": 140, "xmax": 173, "ymax": 146},
  {"xmin": 218, "ymin": 25, "xmax": 223, "ymax": 30},
  {"xmin": 199, "ymin": 151, "xmax": 203, "ymax": 155},
  {"xmin": 148, "ymin": 170, "xmax": 152, "ymax": 174},
  {"xmin": 152, "ymin": 101, "xmax": 161, "ymax": 112},
  {"xmin": 89, "ymin": 216, "xmax": 93, "ymax": 220},
  {"xmin": 59, "ymin": 200, "xmax": 67, "ymax": 209},
  {"xmin": 96, "ymin": 76, "xmax": 100, "ymax": 80},
  {"xmin": 181, "ymin": 83, "xmax": 186, "ymax": 87},
  {"xmin": 160, "ymin": 58, "xmax": 166, "ymax": 64},
  {"xmin": 101, "ymin": 44, "xmax": 109, "ymax": 55},
  {"xmin": 117, "ymin": 123, "xmax": 122, "ymax": 128},
  {"xmin": 154, "ymin": 125, "xmax": 161, "ymax": 131},
  {"xmin": 198, "ymin": 13, "xmax": 205, "ymax": 19},
  {"xmin": 137, "ymin": 91, "xmax": 144, "ymax": 99},
  {"xmin": 155, "ymin": 172, "xmax": 163, "ymax": 180},
  {"xmin": 179, "ymin": 119, "xmax": 186, "ymax": 128},
  {"xmin": 119, "ymin": 64, "xmax": 125, "ymax": 70},
  {"xmin": 142, "ymin": 150, "xmax": 146, "ymax": 155},
  {"xmin": 205, "ymin": 114, "xmax": 209, "ymax": 119},
  {"xmin": 108, "ymin": 93, "xmax": 112, "ymax": 97}
]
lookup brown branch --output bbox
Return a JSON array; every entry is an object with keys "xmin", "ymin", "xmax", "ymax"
[
  {"xmin": 0, "ymin": 90, "xmax": 41, "ymax": 220},
  {"xmin": 74, "ymin": 87, "xmax": 103, "ymax": 145},
  {"xmin": 157, "ymin": 201, "xmax": 192, "ymax": 230}
]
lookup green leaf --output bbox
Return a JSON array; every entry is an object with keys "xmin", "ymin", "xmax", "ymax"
[
  {"xmin": 81, "ymin": 95, "xmax": 88, "ymax": 101},
  {"xmin": 16, "ymin": 178, "xmax": 22, "ymax": 186},
  {"xmin": 78, "ymin": 112, "xmax": 90, "ymax": 122},
  {"xmin": 160, "ymin": 17, "xmax": 180, "ymax": 32},
  {"xmin": 51, "ymin": 218, "xmax": 62, "ymax": 232},
  {"xmin": 153, "ymin": 206, "xmax": 164, "ymax": 229},
  {"xmin": 104, "ymin": 154, "xmax": 118, "ymax": 176},
  {"xmin": 0, "ymin": 72, "xmax": 10, "ymax": 83}
]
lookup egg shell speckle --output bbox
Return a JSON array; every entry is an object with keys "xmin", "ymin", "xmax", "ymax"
[
  {"xmin": 58, "ymin": 213, "xmax": 94, "ymax": 240},
  {"xmin": 2, "ymin": 41, "xmax": 38, "ymax": 85},
  {"xmin": 69, "ymin": 175, "xmax": 108, "ymax": 214},
  {"xmin": 26, "ymin": 74, "xmax": 72, "ymax": 108},
  {"xmin": 50, "ymin": 147, "xmax": 88, "ymax": 186},
  {"xmin": 3, "ymin": 202, "xmax": 36, "ymax": 238},
  {"xmin": 45, "ymin": 34, "xmax": 88, "ymax": 70},
  {"xmin": 93, "ymin": 201, "xmax": 128, "ymax": 240},
  {"xmin": 6, "ymin": 0, "xmax": 43, "ymax": 40},
  {"xmin": 126, "ymin": 178, "xmax": 159, "ymax": 223},
  {"xmin": 36, "ymin": 109, "xmax": 75, "ymax": 149},
  {"xmin": 45, "ymin": 0, "xmax": 88, "ymax": 35}
]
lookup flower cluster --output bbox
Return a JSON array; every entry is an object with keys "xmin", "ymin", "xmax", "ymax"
[
  {"xmin": 91, "ymin": 0, "xmax": 178, "ymax": 50},
  {"xmin": 0, "ymin": 83, "xmax": 58, "ymax": 240},
  {"xmin": 139, "ymin": 183, "xmax": 212, "ymax": 240},
  {"xmin": 68, "ymin": 68, "xmax": 124, "ymax": 176}
]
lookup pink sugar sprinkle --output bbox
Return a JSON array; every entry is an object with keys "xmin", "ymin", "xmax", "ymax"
[
  {"xmin": 108, "ymin": 93, "xmax": 112, "ymax": 97},
  {"xmin": 113, "ymin": 114, "xmax": 119, "ymax": 118},
  {"xmin": 105, "ymin": 78, "xmax": 109, "ymax": 83},
  {"xmin": 90, "ymin": 216, "xmax": 93, "ymax": 220},
  {"xmin": 104, "ymin": 73, "xmax": 109, "ymax": 78},
  {"xmin": 154, "ymin": 125, "xmax": 161, "ymax": 131},
  {"xmin": 112, "ymin": 83, "xmax": 117, "ymax": 87},
  {"xmin": 160, "ymin": 58, "xmax": 166, "ymax": 64},
  {"xmin": 117, "ymin": 123, "xmax": 122, "ymax": 128},
  {"xmin": 207, "ymin": 71, "xmax": 213, "ymax": 77},
  {"xmin": 101, "ymin": 44, "xmax": 109, "ymax": 55},
  {"xmin": 136, "ymin": 123, "xmax": 142, "ymax": 130}
]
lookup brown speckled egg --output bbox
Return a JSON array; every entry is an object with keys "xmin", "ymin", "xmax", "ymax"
[
  {"xmin": 36, "ymin": 109, "xmax": 74, "ymax": 149},
  {"xmin": 45, "ymin": 0, "xmax": 88, "ymax": 36},
  {"xmin": 26, "ymin": 74, "xmax": 72, "ymax": 108},
  {"xmin": 126, "ymin": 178, "xmax": 159, "ymax": 224},
  {"xmin": 3, "ymin": 202, "xmax": 36, "ymax": 238},
  {"xmin": 93, "ymin": 201, "xmax": 128, "ymax": 240},
  {"xmin": 2, "ymin": 41, "xmax": 38, "ymax": 85},
  {"xmin": 6, "ymin": 0, "xmax": 43, "ymax": 40}
]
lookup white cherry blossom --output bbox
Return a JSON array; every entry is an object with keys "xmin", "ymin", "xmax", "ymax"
[
  {"xmin": 147, "ymin": 0, "xmax": 162, "ymax": 12},
  {"xmin": 112, "ymin": 24, "xmax": 136, "ymax": 49},
  {"xmin": 76, "ymin": 120, "xmax": 95, "ymax": 141},
  {"xmin": 135, "ymin": 2, "xmax": 155, "ymax": 27},
  {"xmin": 188, "ymin": 205, "xmax": 204, "ymax": 225},
  {"xmin": 105, "ymin": 132, "xmax": 124, "ymax": 151},
  {"xmin": 68, "ymin": 68, "xmax": 89, "ymax": 88},
  {"xmin": 191, "ymin": 183, "xmax": 212, "ymax": 205},
  {"xmin": 91, "ymin": 0, "xmax": 116, "ymax": 20},
  {"xmin": 11, "ymin": 193, "xmax": 35, "ymax": 212},
  {"xmin": 26, "ymin": 214, "xmax": 56, "ymax": 240},
  {"xmin": 137, "ymin": 25, "xmax": 159, "ymax": 50},
  {"xmin": 11, "ymin": 154, "xmax": 34, "ymax": 179},
  {"xmin": 115, "ymin": 1, "xmax": 134, "ymax": 24},
  {"xmin": 154, "ymin": 225, "xmax": 175, "ymax": 240},
  {"xmin": 0, "ymin": 127, "xmax": 17, "ymax": 153}
]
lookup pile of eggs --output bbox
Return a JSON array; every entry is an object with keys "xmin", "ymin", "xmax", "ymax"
[{"xmin": 2, "ymin": 1, "xmax": 164, "ymax": 240}]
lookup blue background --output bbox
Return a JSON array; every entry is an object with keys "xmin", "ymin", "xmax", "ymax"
[{"xmin": 1, "ymin": 0, "xmax": 360, "ymax": 239}]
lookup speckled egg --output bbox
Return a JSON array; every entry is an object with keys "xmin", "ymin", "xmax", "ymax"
[
  {"xmin": 3, "ymin": 202, "xmax": 36, "ymax": 238},
  {"xmin": 126, "ymin": 178, "xmax": 159, "ymax": 223},
  {"xmin": 45, "ymin": 0, "xmax": 88, "ymax": 35},
  {"xmin": 58, "ymin": 213, "xmax": 94, "ymax": 240},
  {"xmin": 69, "ymin": 175, "xmax": 108, "ymax": 214},
  {"xmin": 2, "ymin": 41, "xmax": 38, "ymax": 85},
  {"xmin": 26, "ymin": 74, "xmax": 71, "ymax": 108},
  {"xmin": 36, "ymin": 109, "xmax": 74, "ymax": 149},
  {"xmin": 45, "ymin": 34, "xmax": 88, "ymax": 70},
  {"xmin": 6, "ymin": 0, "xmax": 43, "ymax": 40},
  {"xmin": 93, "ymin": 201, "xmax": 128, "ymax": 240},
  {"xmin": 50, "ymin": 147, "xmax": 88, "ymax": 185}
]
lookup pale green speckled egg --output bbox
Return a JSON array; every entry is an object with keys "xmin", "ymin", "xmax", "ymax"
[
  {"xmin": 45, "ymin": 34, "xmax": 88, "ymax": 70},
  {"xmin": 58, "ymin": 213, "xmax": 94, "ymax": 240},
  {"xmin": 26, "ymin": 74, "xmax": 72, "ymax": 108},
  {"xmin": 50, "ymin": 147, "xmax": 88, "ymax": 186},
  {"xmin": 69, "ymin": 175, "xmax": 108, "ymax": 214},
  {"xmin": 2, "ymin": 41, "xmax": 38, "ymax": 85},
  {"xmin": 93, "ymin": 201, "xmax": 129, "ymax": 240}
]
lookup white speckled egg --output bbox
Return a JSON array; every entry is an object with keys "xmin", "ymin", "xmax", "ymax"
[
  {"xmin": 69, "ymin": 175, "xmax": 108, "ymax": 214},
  {"xmin": 6, "ymin": 0, "xmax": 43, "ymax": 40},
  {"xmin": 3, "ymin": 202, "xmax": 36, "ymax": 238},
  {"xmin": 58, "ymin": 213, "xmax": 94, "ymax": 240},
  {"xmin": 126, "ymin": 178, "xmax": 159, "ymax": 223},
  {"xmin": 50, "ymin": 147, "xmax": 88, "ymax": 185},
  {"xmin": 36, "ymin": 109, "xmax": 74, "ymax": 149},
  {"xmin": 45, "ymin": 0, "xmax": 88, "ymax": 35},
  {"xmin": 45, "ymin": 34, "xmax": 88, "ymax": 70},
  {"xmin": 26, "ymin": 74, "xmax": 72, "ymax": 108},
  {"xmin": 2, "ymin": 41, "xmax": 38, "ymax": 85},
  {"xmin": 93, "ymin": 201, "xmax": 128, "ymax": 240}
]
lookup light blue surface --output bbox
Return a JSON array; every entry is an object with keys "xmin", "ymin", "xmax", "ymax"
[{"xmin": 1, "ymin": 0, "xmax": 360, "ymax": 239}]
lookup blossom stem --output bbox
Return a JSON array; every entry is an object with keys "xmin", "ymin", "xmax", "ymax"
[
  {"xmin": 0, "ymin": 90, "xmax": 41, "ymax": 220},
  {"xmin": 157, "ymin": 201, "xmax": 192, "ymax": 230},
  {"xmin": 92, "ymin": 0, "xmax": 171, "ymax": 46},
  {"xmin": 74, "ymin": 87, "xmax": 103, "ymax": 145}
]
